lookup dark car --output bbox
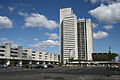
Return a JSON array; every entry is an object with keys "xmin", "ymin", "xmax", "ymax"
[
  {"xmin": 47, "ymin": 64, "xmax": 54, "ymax": 68},
  {"xmin": 22, "ymin": 64, "xmax": 29, "ymax": 68},
  {"xmin": 33, "ymin": 64, "xmax": 44, "ymax": 69},
  {"xmin": 109, "ymin": 65, "xmax": 119, "ymax": 70},
  {"xmin": 0, "ymin": 64, "xmax": 8, "ymax": 68}
]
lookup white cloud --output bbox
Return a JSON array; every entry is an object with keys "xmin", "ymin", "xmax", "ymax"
[
  {"xmin": 91, "ymin": 0, "xmax": 99, "ymax": 4},
  {"xmin": 34, "ymin": 38, "xmax": 38, "ymax": 41},
  {"xmin": 84, "ymin": 0, "xmax": 100, "ymax": 4},
  {"xmin": 0, "ymin": 38, "xmax": 19, "ymax": 48},
  {"xmin": 93, "ymin": 31, "xmax": 108, "ymax": 39},
  {"xmin": 46, "ymin": 32, "xmax": 58, "ymax": 40},
  {"xmin": 89, "ymin": 3, "xmax": 120, "ymax": 24},
  {"xmin": 24, "ymin": 13, "xmax": 59, "ymax": 30},
  {"xmin": 92, "ymin": 23, "xmax": 98, "ymax": 28},
  {"xmin": 85, "ymin": 0, "xmax": 120, "ymax": 4},
  {"xmin": 0, "ymin": 16, "xmax": 13, "ymax": 29},
  {"xmin": 18, "ymin": 37, "xmax": 28, "ymax": 41},
  {"xmin": 18, "ymin": 11, "xmax": 28, "ymax": 17},
  {"xmin": 8, "ymin": 6, "xmax": 14, "ymax": 12},
  {"xmin": 0, "ymin": 5, "xmax": 3, "ymax": 9},
  {"xmin": 0, "ymin": 38, "xmax": 11, "ymax": 44},
  {"xmin": 103, "ymin": 25, "xmax": 113, "ymax": 30},
  {"xmin": 20, "ymin": 3, "xmax": 31, "ymax": 7},
  {"xmin": 29, "ymin": 40, "xmax": 59, "ymax": 50},
  {"xmin": 84, "ymin": 0, "xmax": 88, "ymax": 2}
]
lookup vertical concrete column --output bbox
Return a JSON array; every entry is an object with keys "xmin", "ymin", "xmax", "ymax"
[
  {"xmin": 42, "ymin": 51, "xmax": 46, "ymax": 61},
  {"xmin": 5, "ymin": 43, "xmax": 11, "ymax": 58},
  {"xmin": 52, "ymin": 53, "xmax": 54, "ymax": 61},
  {"xmin": 27, "ymin": 48, "xmax": 32, "ymax": 59},
  {"xmin": 35, "ymin": 50, "xmax": 39, "ymax": 60},
  {"xmin": 56, "ymin": 54, "xmax": 59, "ymax": 61},
  {"xmin": 18, "ymin": 46, "xmax": 23, "ymax": 58},
  {"xmin": 54, "ymin": 54, "xmax": 58, "ymax": 61},
  {"xmin": 47, "ymin": 52, "xmax": 50, "ymax": 61}
]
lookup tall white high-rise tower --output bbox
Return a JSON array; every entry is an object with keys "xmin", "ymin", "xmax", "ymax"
[
  {"xmin": 77, "ymin": 19, "xmax": 93, "ymax": 61},
  {"xmin": 60, "ymin": 8, "xmax": 93, "ymax": 64},
  {"xmin": 60, "ymin": 8, "xmax": 78, "ymax": 64}
]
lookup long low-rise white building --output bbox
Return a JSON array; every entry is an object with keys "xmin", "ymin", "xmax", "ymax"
[{"xmin": 0, "ymin": 43, "xmax": 59, "ymax": 66}]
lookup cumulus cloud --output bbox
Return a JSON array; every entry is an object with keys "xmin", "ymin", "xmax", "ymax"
[
  {"xmin": 91, "ymin": 0, "xmax": 99, "ymax": 4},
  {"xmin": 85, "ymin": 0, "xmax": 120, "ymax": 4},
  {"xmin": 92, "ymin": 23, "xmax": 99, "ymax": 28},
  {"xmin": 93, "ymin": 31, "xmax": 108, "ymax": 39},
  {"xmin": 0, "ymin": 38, "xmax": 11, "ymax": 44},
  {"xmin": 29, "ymin": 40, "xmax": 59, "ymax": 50},
  {"xmin": 18, "ymin": 11, "xmax": 28, "ymax": 17},
  {"xmin": 8, "ymin": 6, "xmax": 14, "ymax": 12},
  {"xmin": 34, "ymin": 38, "xmax": 38, "ymax": 41},
  {"xmin": 0, "ymin": 16, "xmax": 13, "ymax": 29},
  {"xmin": 24, "ymin": 13, "xmax": 59, "ymax": 30},
  {"xmin": 18, "ymin": 37, "xmax": 28, "ymax": 41},
  {"xmin": 0, "ymin": 38, "xmax": 19, "ymax": 48},
  {"xmin": 0, "ymin": 5, "xmax": 3, "ymax": 9},
  {"xmin": 46, "ymin": 32, "xmax": 58, "ymax": 40},
  {"xmin": 89, "ymin": 3, "xmax": 120, "ymax": 24},
  {"xmin": 103, "ymin": 25, "xmax": 113, "ymax": 30}
]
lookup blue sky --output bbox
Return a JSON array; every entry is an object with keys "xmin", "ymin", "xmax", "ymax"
[{"xmin": 0, "ymin": 0, "xmax": 120, "ymax": 56}]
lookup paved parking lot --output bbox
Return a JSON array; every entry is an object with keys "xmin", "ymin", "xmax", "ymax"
[{"xmin": 0, "ymin": 66, "xmax": 120, "ymax": 80}]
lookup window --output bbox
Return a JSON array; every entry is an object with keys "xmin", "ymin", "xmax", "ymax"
[{"xmin": 0, "ymin": 50, "xmax": 5, "ymax": 52}]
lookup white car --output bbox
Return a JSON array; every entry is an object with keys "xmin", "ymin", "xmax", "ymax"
[{"xmin": 43, "ymin": 64, "xmax": 47, "ymax": 68}]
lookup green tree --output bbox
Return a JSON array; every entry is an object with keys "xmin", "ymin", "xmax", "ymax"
[
  {"xmin": 11, "ymin": 56, "xmax": 15, "ymax": 68},
  {"xmin": 29, "ymin": 55, "xmax": 33, "ymax": 69},
  {"xmin": 118, "ymin": 54, "xmax": 120, "ymax": 60},
  {"xmin": 108, "ymin": 52, "xmax": 117, "ymax": 61},
  {"xmin": 108, "ymin": 46, "xmax": 118, "ymax": 62},
  {"xmin": 78, "ymin": 58, "xmax": 81, "ymax": 66},
  {"xmin": 68, "ymin": 57, "xmax": 74, "ymax": 63},
  {"xmin": 117, "ymin": 54, "xmax": 120, "ymax": 65}
]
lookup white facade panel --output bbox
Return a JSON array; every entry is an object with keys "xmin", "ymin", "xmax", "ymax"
[{"xmin": 86, "ymin": 19, "xmax": 94, "ymax": 61}]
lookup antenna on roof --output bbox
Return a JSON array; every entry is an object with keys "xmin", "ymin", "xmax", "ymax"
[{"xmin": 109, "ymin": 45, "xmax": 111, "ymax": 53}]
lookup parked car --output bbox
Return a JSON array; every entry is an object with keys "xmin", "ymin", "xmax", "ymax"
[
  {"xmin": 42, "ymin": 64, "xmax": 53, "ymax": 68},
  {"xmin": 43, "ymin": 64, "xmax": 48, "ymax": 68},
  {"xmin": 108, "ymin": 65, "xmax": 119, "ymax": 70},
  {"xmin": 0, "ymin": 64, "xmax": 8, "ymax": 68},
  {"xmin": 47, "ymin": 64, "xmax": 54, "ymax": 68},
  {"xmin": 22, "ymin": 64, "xmax": 29, "ymax": 68},
  {"xmin": 33, "ymin": 64, "xmax": 44, "ymax": 69}
]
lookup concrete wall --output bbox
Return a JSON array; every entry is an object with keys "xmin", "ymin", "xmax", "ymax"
[
  {"xmin": 5, "ymin": 43, "xmax": 11, "ymax": 58},
  {"xmin": 47, "ymin": 52, "xmax": 50, "ymax": 61},
  {"xmin": 35, "ymin": 50, "xmax": 39, "ymax": 60},
  {"xmin": 0, "ymin": 44, "xmax": 59, "ymax": 64},
  {"xmin": 27, "ymin": 48, "xmax": 32, "ymax": 60},
  {"xmin": 18, "ymin": 46, "xmax": 23, "ymax": 58},
  {"xmin": 41, "ymin": 51, "xmax": 45, "ymax": 61}
]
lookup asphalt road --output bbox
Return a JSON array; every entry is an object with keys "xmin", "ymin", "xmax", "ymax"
[{"xmin": 0, "ymin": 67, "xmax": 120, "ymax": 80}]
